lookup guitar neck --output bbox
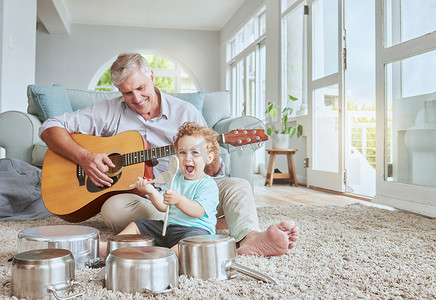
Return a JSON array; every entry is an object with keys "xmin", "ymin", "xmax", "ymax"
[
  {"xmin": 123, "ymin": 134, "xmax": 229, "ymax": 166},
  {"xmin": 124, "ymin": 144, "xmax": 176, "ymax": 166}
]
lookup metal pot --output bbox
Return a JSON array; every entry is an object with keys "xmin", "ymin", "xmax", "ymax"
[
  {"xmin": 107, "ymin": 234, "xmax": 154, "ymax": 255},
  {"xmin": 179, "ymin": 235, "xmax": 281, "ymax": 285},
  {"xmin": 105, "ymin": 246, "xmax": 178, "ymax": 294},
  {"xmin": 11, "ymin": 248, "xmax": 85, "ymax": 299},
  {"xmin": 17, "ymin": 225, "xmax": 100, "ymax": 270},
  {"xmin": 90, "ymin": 234, "xmax": 156, "ymax": 280}
]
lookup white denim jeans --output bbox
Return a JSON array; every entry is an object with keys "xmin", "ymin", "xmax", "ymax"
[{"xmin": 100, "ymin": 177, "xmax": 261, "ymax": 242}]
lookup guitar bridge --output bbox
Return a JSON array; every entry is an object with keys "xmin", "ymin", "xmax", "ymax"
[{"xmin": 77, "ymin": 165, "xmax": 85, "ymax": 186}]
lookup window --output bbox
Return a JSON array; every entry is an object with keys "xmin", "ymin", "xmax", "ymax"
[
  {"xmin": 226, "ymin": 7, "xmax": 266, "ymax": 120},
  {"xmin": 226, "ymin": 7, "xmax": 267, "ymax": 172},
  {"xmin": 93, "ymin": 54, "xmax": 198, "ymax": 93},
  {"xmin": 281, "ymin": 0, "xmax": 308, "ymax": 116},
  {"xmin": 226, "ymin": 8, "xmax": 266, "ymax": 63},
  {"xmin": 386, "ymin": 0, "xmax": 436, "ymax": 47}
]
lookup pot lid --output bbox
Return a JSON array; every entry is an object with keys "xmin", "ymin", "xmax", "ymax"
[
  {"xmin": 180, "ymin": 234, "xmax": 233, "ymax": 244},
  {"xmin": 109, "ymin": 246, "xmax": 175, "ymax": 260},
  {"xmin": 107, "ymin": 234, "xmax": 154, "ymax": 243},
  {"xmin": 17, "ymin": 225, "xmax": 99, "ymax": 241}
]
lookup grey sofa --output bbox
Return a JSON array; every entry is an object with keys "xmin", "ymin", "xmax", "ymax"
[{"xmin": 0, "ymin": 85, "xmax": 265, "ymax": 186}]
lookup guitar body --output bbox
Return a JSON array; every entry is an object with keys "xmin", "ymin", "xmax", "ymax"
[{"xmin": 42, "ymin": 131, "xmax": 153, "ymax": 222}]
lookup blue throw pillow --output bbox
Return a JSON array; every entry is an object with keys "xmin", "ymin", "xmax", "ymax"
[
  {"xmin": 30, "ymin": 83, "xmax": 73, "ymax": 121},
  {"xmin": 171, "ymin": 92, "xmax": 204, "ymax": 112}
]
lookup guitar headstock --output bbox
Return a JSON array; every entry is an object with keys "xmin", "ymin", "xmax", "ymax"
[{"xmin": 221, "ymin": 129, "xmax": 268, "ymax": 147}]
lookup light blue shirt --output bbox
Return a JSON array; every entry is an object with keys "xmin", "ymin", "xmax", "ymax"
[
  {"xmin": 166, "ymin": 171, "xmax": 219, "ymax": 234},
  {"xmin": 38, "ymin": 91, "xmax": 214, "ymax": 178}
]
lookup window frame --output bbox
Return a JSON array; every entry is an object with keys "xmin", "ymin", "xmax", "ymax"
[{"xmin": 90, "ymin": 53, "xmax": 199, "ymax": 93}]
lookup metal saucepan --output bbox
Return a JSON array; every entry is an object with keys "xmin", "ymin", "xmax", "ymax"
[
  {"xmin": 105, "ymin": 246, "xmax": 178, "ymax": 294},
  {"xmin": 11, "ymin": 248, "xmax": 85, "ymax": 299},
  {"xmin": 91, "ymin": 234, "xmax": 155, "ymax": 280},
  {"xmin": 17, "ymin": 225, "xmax": 100, "ymax": 270},
  {"xmin": 107, "ymin": 234, "xmax": 154, "ymax": 255},
  {"xmin": 179, "ymin": 235, "xmax": 281, "ymax": 285}
]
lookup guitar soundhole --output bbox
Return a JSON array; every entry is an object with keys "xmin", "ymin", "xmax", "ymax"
[
  {"xmin": 107, "ymin": 153, "xmax": 123, "ymax": 176},
  {"xmin": 86, "ymin": 152, "xmax": 123, "ymax": 193}
]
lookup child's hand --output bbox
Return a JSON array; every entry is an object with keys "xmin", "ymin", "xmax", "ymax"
[
  {"xmin": 134, "ymin": 177, "xmax": 155, "ymax": 194},
  {"xmin": 163, "ymin": 190, "xmax": 181, "ymax": 205}
]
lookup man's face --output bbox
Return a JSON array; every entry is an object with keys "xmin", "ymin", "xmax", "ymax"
[{"xmin": 118, "ymin": 68, "xmax": 159, "ymax": 120}]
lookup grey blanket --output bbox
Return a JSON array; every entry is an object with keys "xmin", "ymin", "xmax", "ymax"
[{"xmin": 0, "ymin": 158, "xmax": 52, "ymax": 221}]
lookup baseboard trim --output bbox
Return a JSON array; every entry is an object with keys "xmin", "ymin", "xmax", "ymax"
[
  {"xmin": 307, "ymin": 185, "xmax": 373, "ymax": 202},
  {"xmin": 373, "ymin": 194, "xmax": 436, "ymax": 218}
]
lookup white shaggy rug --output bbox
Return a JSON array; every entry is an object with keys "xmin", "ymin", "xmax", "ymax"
[{"xmin": 0, "ymin": 203, "xmax": 435, "ymax": 299}]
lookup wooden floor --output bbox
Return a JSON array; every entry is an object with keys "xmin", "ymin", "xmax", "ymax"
[{"xmin": 252, "ymin": 174, "xmax": 361, "ymax": 207}]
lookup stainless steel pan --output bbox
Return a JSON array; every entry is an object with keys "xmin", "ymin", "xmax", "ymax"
[
  {"xmin": 106, "ymin": 234, "xmax": 154, "ymax": 255},
  {"xmin": 179, "ymin": 235, "xmax": 281, "ymax": 285},
  {"xmin": 105, "ymin": 246, "xmax": 178, "ymax": 294},
  {"xmin": 11, "ymin": 248, "xmax": 85, "ymax": 299},
  {"xmin": 90, "ymin": 234, "xmax": 155, "ymax": 280},
  {"xmin": 17, "ymin": 225, "xmax": 100, "ymax": 270}
]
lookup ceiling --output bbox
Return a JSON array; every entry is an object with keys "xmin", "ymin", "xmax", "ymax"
[{"xmin": 38, "ymin": 0, "xmax": 246, "ymax": 35}]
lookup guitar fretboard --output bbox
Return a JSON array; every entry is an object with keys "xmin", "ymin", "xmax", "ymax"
[
  {"xmin": 123, "ymin": 135, "xmax": 227, "ymax": 166},
  {"xmin": 123, "ymin": 145, "xmax": 176, "ymax": 166}
]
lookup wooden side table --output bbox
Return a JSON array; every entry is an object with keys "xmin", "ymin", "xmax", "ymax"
[{"xmin": 265, "ymin": 148, "xmax": 298, "ymax": 187}]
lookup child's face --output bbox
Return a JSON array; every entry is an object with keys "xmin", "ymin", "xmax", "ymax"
[{"xmin": 176, "ymin": 135, "xmax": 214, "ymax": 180}]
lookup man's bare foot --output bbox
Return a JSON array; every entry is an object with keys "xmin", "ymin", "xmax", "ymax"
[{"xmin": 236, "ymin": 221, "xmax": 298, "ymax": 256}]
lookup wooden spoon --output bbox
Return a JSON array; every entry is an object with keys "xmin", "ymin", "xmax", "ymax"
[
  {"xmin": 162, "ymin": 156, "xmax": 179, "ymax": 236},
  {"xmin": 129, "ymin": 171, "xmax": 171, "ymax": 188}
]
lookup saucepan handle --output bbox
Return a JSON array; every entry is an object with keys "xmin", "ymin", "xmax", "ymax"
[
  {"xmin": 227, "ymin": 260, "xmax": 282, "ymax": 285},
  {"xmin": 47, "ymin": 281, "xmax": 86, "ymax": 300},
  {"xmin": 142, "ymin": 283, "xmax": 175, "ymax": 294},
  {"xmin": 89, "ymin": 267, "xmax": 105, "ymax": 281}
]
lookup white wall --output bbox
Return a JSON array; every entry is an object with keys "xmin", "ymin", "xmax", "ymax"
[
  {"xmin": 0, "ymin": 0, "xmax": 36, "ymax": 113},
  {"xmin": 36, "ymin": 24, "xmax": 220, "ymax": 91}
]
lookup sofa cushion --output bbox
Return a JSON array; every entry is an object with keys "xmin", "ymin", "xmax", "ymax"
[
  {"xmin": 170, "ymin": 92, "xmax": 204, "ymax": 112},
  {"xmin": 203, "ymin": 91, "xmax": 231, "ymax": 127},
  {"xmin": 66, "ymin": 88, "xmax": 121, "ymax": 111},
  {"xmin": 28, "ymin": 84, "xmax": 73, "ymax": 121}
]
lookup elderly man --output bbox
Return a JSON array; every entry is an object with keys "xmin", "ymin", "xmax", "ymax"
[{"xmin": 40, "ymin": 52, "xmax": 298, "ymax": 256}]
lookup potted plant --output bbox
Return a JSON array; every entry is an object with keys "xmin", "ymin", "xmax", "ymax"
[{"xmin": 265, "ymin": 95, "xmax": 303, "ymax": 149}]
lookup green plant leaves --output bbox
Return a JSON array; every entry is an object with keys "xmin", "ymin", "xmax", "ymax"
[
  {"xmin": 265, "ymin": 101, "xmax": 278, "ymax": 118},
  {"xmin": 288, "ymin": 94, "xmax": 298, "ymax": 101},
  {"xmin": 265, "ymin": 95, "xmax": 303, "ymax": 138},
  {"xmin": 286, "ymin": 126, "xmax": 296, "ymax": 138},
  {"xmin": 297, "ymin": 124, "xmax": 303, "ymax": 137}
]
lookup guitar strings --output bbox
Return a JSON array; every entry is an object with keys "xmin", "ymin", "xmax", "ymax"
[{"xmin": 106, "ymin": 145, "xmax": 178, "ymax": 168}]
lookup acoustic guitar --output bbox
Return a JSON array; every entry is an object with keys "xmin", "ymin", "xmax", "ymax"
[{"xmin": 41, "ymin": 129, "xmax": 268, "ymax": 222}]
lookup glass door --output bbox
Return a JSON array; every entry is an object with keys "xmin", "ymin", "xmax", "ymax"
[
  {"xmin": 343, "ymin": 0, "xmax": 376, "ymax": 197},
  {"xmin": 374, "ymin": 0, "xmax": 436, "ymax": 217},
  {"xmin": 307, "ymin": 0, "xmax": 345, "ymax": 192}
]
